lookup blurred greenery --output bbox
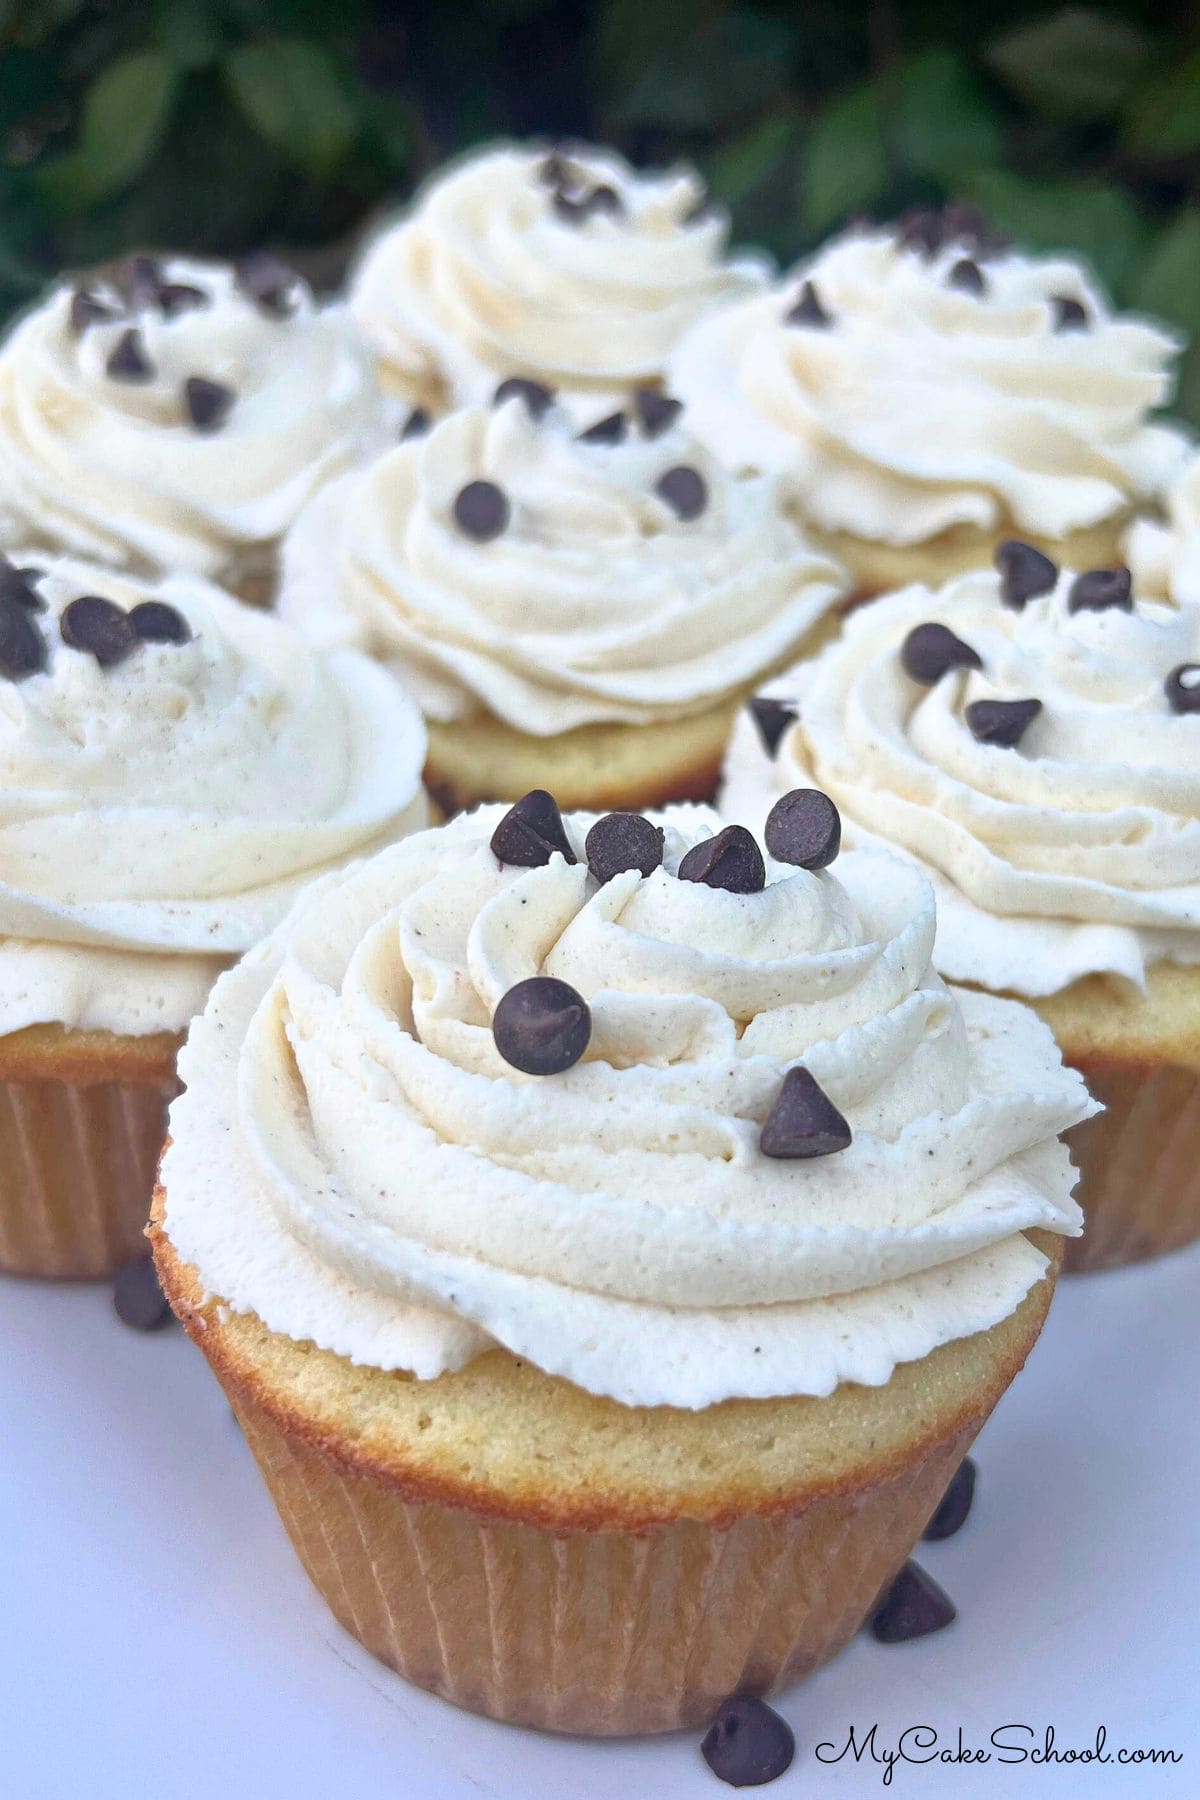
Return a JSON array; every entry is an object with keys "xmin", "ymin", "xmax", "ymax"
[{"xmin": 2, "ymin": 1, "xmax": 1200, "ymax": 416}]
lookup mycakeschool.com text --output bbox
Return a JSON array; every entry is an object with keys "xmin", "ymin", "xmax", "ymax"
[{"xmin": 815, "ymin": 1724, "xmax": 1183, "ymax": 1787}]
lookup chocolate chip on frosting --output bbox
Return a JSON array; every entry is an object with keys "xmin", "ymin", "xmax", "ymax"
[
  {"xmin": 69, "ymin": 289, "xmax": 119, "ymax": 336},
  {"xmin": 948, "ymin": 256, "xmax": 986, "ymax": 295},
  {"xmin": 0, "ymin": 558, "xmax": 45, "ymax": 612},
  {"xmin": 156, "ymin": 281, "xmax": 208, "ymax": 318},
  {"xmin": 678, "ymin": 825, "xmax": 765, "ymax": 894},
  {"xmin": 552, "ymin": 183, "xmax": 623, "ymax": 224},
  {"xmin": 871, "ymin": 1560, "xmax": 957, "ymax": 1643},
  {"xmin": 453, "ymin": 479, "xmax": 510, "ymax": 540},
  {"xmin": 784, "ymin": 279, "xmax": 832, "ymax": 328},
  {"xmin": 183, "ymin": 376, "xmax": 235, "ymax": 433},
  {"xmin": 701, "ymin": 1696, "xmax": 796, "ymax": 1788},
  {"xmin": 965, "ymin": 696, "xmax": 1042, "ymax": 747},
  {"xmin": 106, "ymin": 327, "xmax": 154, "ymax": 383},
  {"xmin": 0, "ymin": 598, "xmax": 47, "ymax": 680},
  {"xmin": 400, "ymin": 406, "xmax": 432, "ymax": 441},
  {"xmin": 761, "ymin": 1066, "xmax": 852, "ymax": 1159},
  {"xmin": 585, "ymin": 812, "xmax": 665, "ymax": 885},
  {"xmin": 1051, "ymin": 293, "xmax": 1089, "ymax": 332},
  {"xmin": 129, "ymin": 600, "xmax": 191, "ymax": 644},
  {"xmin": 994, "ymin": 538, "xmax": 1058, "ymax": 609},
  {"xmin": 747, "ymin": 695, "xmax": 797, "ymax": 758},
  {"xmin": 923, "ymin": 1455, "xmax": 977, "ymax": 1542},
  {"xmin": 118, "ymin": 254, "xmax": 164, "ymax": 305},
  {"xmin": 634, "ymin": 389, "xmax": 683, "ymax": 438},
  {"xmin": 60, "ymin": 595, "xmax": 137, "ymax": 667},
  {"xmin": 578, "ymin": 410, "xmax": 627, "ymax": 445},
  {"xmin": 490, "ymin": 789, "xmax": 577, "ymax": 867},
  {"xmin": 901, "ymin": 622, "xmax": 983, "ymax": 685},
  {"xmin": 494, "ymin": 376, "xmax": 555, "ymax": 420},
  {"xmin": 1166, "ymin": 664, "xmax": 1200, "ymax": 714},
  {"xmin": 235, "ymin": 251, "xmax": 297, "ymax": 317},
  {"xmin": 1067, "ymin": 566, "xmax": 1132, "ymax": 613},
  {"xmin": 764, "ymin": 788, "xmax": 841, "ymax": 870},
  {"xmin": 655, "ymin": 465, "xmax": 708, "ymax": 521},
  {"xmin": 492, "ymin": 976, "xmax": 592, "ymax": 1075}
]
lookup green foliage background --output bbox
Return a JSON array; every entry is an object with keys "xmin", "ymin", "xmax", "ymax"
[{"xmin": 3, "ymin": 1, "xmax": 1200, "ymax": 415}]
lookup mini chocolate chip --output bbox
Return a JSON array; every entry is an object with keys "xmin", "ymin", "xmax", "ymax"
[
  {"xmin": 119, "ymin": 254, "xmax": 164, "ymax": 304},
  {"xmin": 106, "ymin": 327, "xmax": 153, "ymax": 383},
  {"xmin": 536, "ymin": 152, "xmax": 572, "ymax": 187},
  {"xmin": 1067, "ymin": 566, "xmax": 1132, "ymax": 613},
  {"xmin": 783, "ymin": 279, "xmax": 832, "ymax": 327},
  {"xmin": 493, "ymin": 976, "xmax": 591, "ymax": 1076},
  {"xmin": 965, "ymin": 696, "xmax": 1042, "ymax": 747},
  {"xmin": 701, "ymin": 1696, "xmax": 796, "ymax": 1788},
  {"xmin": 0, "ymin": 600, "xmax": 47, "ymax": 679},
  {"xmin": 1166, "ymin": 664, "xmax": 1200, "ymax": 714},
  {"xmin": 60, "ymin": 595, "xmax": 137, "ymax": 667},
  {"xmin": 0, "ymin": 559, "xmax": 45, "ymax": 612},
  {"xmin": 494, "ymin": 376, "xmax": 555, "ymax": 420},
  {"xmin": 678, "ymin": 825, "xmax": 765, "ymax": 894},
  {"xmin": 634, "ymin": 389, "xmax": 683, "ymax": 437},
  {"xmin": 901, "ymin": 622, "xmax": 983, "ymax": 685},
  {"xmin": 113, "ymin": 1257, "xmax": 173, "ymax": 1332},
  {"xmin": 490, "ymin": 789, "xmax": 577, "ymax": 867},
  {"xmin": 401, "ymin": 406, "xmax": 432, "ymax": 441},
  {"xmin": 453, "ymin": 479, "xmax": 510, "ymax": 541},
  {"xmin": 183, "ymin": 376, "xmax": 235, "ymax": 433},
  {"xmin": 896, "ymin": 208, "xmax": 943, "ymax": 257},
  {"xmin": 760, "ymin": 1066, "xmax": 851, "ymax": 1159},
  {"xmin": 584, "ymin": 182, "xmax": 623, "ymax": 217},
  {"xmin": 69, "ymin": 289, "xmax": 119, "ymax": 336},
  {"xmin": 235, "ymin": 251, "xmax": 297, "ymax": 317},
  {"xmin": 747, "ymin": 696, "xmax": 797, "ymax": 758},
  {"xmin": 923, "ymin": 1456, "xmax": 977, "ymax": 1542},
  {"xmin": 655, "ymin": 464, "xmax": 708, "ymax": 521},
  {"xmin": 585, "ymin": 812, "xmax": 665, "ymax": 885},
  {"xmin": 1051, "ymin": 294, "xmax": 1089, "ymax": 332},
  {"xmin": 871, "ymin": 1560, "xmax": 957, "ymax": 1643},
  {"xmin": 764, "ymin": 788, "xmax": 841, "ymax": 870},
  {"xmin": 995, "ymin": 538, "xmax": 1058, "ymax": 609},
  {"xmin": 578, "ymin": 410, "xmax": 627, "ymax": 445},
  {"xmin": 941, "ymin": 202, "xmax": 989, "ymax": 245},
  {"xmin": 130, "ymin": 600, "xmax": 191, "ymax": 644},
  {"xmin": 157, "ymin": 281, "xmax": 208, "ymax": 319},
  {"xmin": 551, "ymin": 189, "xmax": 588, "ymax": 223},
  {"xmin": 948, "ymin": 256, "xmax": 986, "ymax": 295}
]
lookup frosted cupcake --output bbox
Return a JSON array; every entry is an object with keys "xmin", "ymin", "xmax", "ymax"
[
  {"xmin": 279, "ymin": 393, "xmax": 846, "ymax": 811},
  {"xmin": 725, "ymin": 545, "xmax": 1200, "ymax": 1269},
  {"xmin": 670, "ymin": 209, "xmax": 1186, "ymax": 597},
  {"xmin": 0, "ymin": 553, "xmax": 427, "ymax": 1278},
  {"xmin": 349, "ymin": 140, "xmax": 767, "ymax": 426},
  {"xmin": 0, "ymin": 254, "xmax": 388, "ymax": 603},
  {"xmin": 152, "ymin": 791, "xmax": 1092, "ymax": 1734},
  {"xmin": 1126, "ymin": 447, "xmax": 1200, "ymax": 606}
]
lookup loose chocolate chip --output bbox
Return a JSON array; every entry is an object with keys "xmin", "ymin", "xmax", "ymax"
[
  {"xmin": 235, "ymin": 251, "xmax": 297, "ymax": 317},
  {"xmin": 578, "ymin": 410, "xmax": 627, "ymax": 445},
  {"xmin": 783, "ymin": 279, "xmax": 832, "ymax": 328},
  {"xmin": 490, "ymin": 789, "xmax": 577, "ymax": 867},
  {"xmin": 0, "ymin": 600, "xmax": 47, "ymax": 680},
  {"xmin": 157, "ymin": 281, "xmax": 208, "ymax": 319},
  {"xmin": 453, "ymin": 479, "xmax": 510, "ymax": 541},
  {"xmin": 901, "ymin": 622, "xmax": 983, "ymax": 685},
  {"xmin": 130, "ymin": 600, "xmax": 191, "ymax": 644},
  {"xmin": 760, "ymin": 1066, "xmax": 851, "ymax": 1159},
  {"xmin": 1166, "ymin": 663, "xmax": 1200, "ymax": 714},
  {"xmin": 655, "ymin": 464, "xmax": 708, "ymax": 522},
  {"xmin": 678, "ymin": 825, "xmax": 765, "ymax": 894},
  {"xmin": 585, "ymin": 812, "xmax": 665, "ymax": 885},
  {"xmin": 69, "ymin": 288, "xmax": 118, "ymax": 336},
  {"xmin": 965, "ymin": 697, "xmax": 1042, "ymax": 747},
  {"xmin": 871, "ymin": 1560, "xmax": 957, "ymax": 1644},
  {"xmin": 494, "ymin": 376, "xmax": 555, "ymax": 420},
  {"xmin": 995, "ymin": 538, "xmax": 1058, "ymax": 609},
  {"xmin": 0, "ymin": 559, "xmax": 45, "ymax": 611},
  {"xmin": 634, "ymin": 388, "xmax": 683, "ymax": 438},
  {"xmin": 106, "ymin": 327, "xmax": 154, "ymax": 383},
  {"xmin": 701, "ymin": 1696, "xmax": 796, "ymax": 1788},
  {"xmin": 400, "ymin": 406, "xmax": 432, "ymax": 441},
  {"xmin": 747, "ymin": 696, "xmax": 797, "ymax": 758},
  {"xmin": 1051, "ymin": 294, "xmax": 1089, "ymax": 332},
  {"xmin": 948, "ymin": 256, "xmax": 986, "ymax": 296},
  {"xmin": 113, "ymin": 1257, "xmax": 173, "ymax": 1332},
  {"xmin": 1067, "ymin": 566, "xmax": 1132, "ymax": 613},
  {"xmin": 60, "ymin": 595, "xmax": 137, "ymax": 667},
  {"xmin": 493, "ymin": 976, "xmax": 591, "ymax": 1076},
  {"xmin": 923, "ymin": 1456, "xmax": 977, "ymax": 1542},
  {"xmin": 764, "ymin": 788, "xmax": 841, "ymax": 870},
  {"xmin": 183, "ymin": 376, "xmax": 235, "ymax": 433}
]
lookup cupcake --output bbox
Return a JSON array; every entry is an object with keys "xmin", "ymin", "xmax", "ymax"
[
  {"xmin": 0, "ymin": 254, "xmax": 388, "ymax": 604},
  {"xmin": 152, "ymin": 792, "xmax": 1093, "ymax": 1735},
  {"xmin": 348, "ymin": 140, "xmax": 767, "ymax": 425},
  {"xmin": 670, "ymin": 209, "xmax": 1187, "ymax": 598},
  {"xmin": 0, "ymin": 553, "xmax": 427, "ymax": 1278},
  {"xmin": 1126, "ymin": 446, "xmax": 1200, "ymax": 606},
  {"xmin": 725, "ymin": 547, "xmax": 1200, "ymax": 1270},
  {"xmin": 278, "ymin": 393, "xmax": 847, "ymax": 812}
]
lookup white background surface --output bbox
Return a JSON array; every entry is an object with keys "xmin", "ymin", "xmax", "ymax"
[{"xmin": 1, "ymin": 1246, "xmax": 1196, "ymax": 1800}]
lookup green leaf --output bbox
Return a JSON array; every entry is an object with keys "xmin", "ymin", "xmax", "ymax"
[
  {"xmin": 224, "ymin": 38, "xmax": 357, "ymax": 174},
  {"xmin": 708, "ymin": 115, "xmax": 797, "ymax": 208},
  {"xmin": 803, "ymin": 82, "xmax": 886, "ymax": 236},
  {"xmin": 962, "ymin": 168, "xmax": 1148, "ymax": 294},
  {"xmin": 154, "ymin": 0, "xmax": 220, "ymax": 70},
  {"xmin": 894, "ymin": 48, "xmax": 1004, "ymax": 180},
  {"xmin": 36, "ymin": 50, "xmax": 177, "ymax": 213},
  {"xmin": 1122, "ymin": 51, "xmax": 1200, "ymax": 161},
  {"xmin": 1131, "ymin": 210, "xmax": 1200, "ymax": 334},
  {"xmin": 987, "ymin": 8, "xmax": 1153, "ymax": 120}
]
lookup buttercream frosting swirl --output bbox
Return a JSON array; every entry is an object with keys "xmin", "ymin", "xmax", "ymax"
[
  {"xmin": 160, "ymin": 803, "xmax": 1093, "ymax": 1408},
  {"xmin": 279, "ymin": 399, "xmax": 846, "ymax": 734},
  {"xmin": 1126, "ymin": 449, "xmax": 1200, "ymax": 607},
  {"xmin": 723, "ymin": 564, "xmax": 1200, "ymax": 996}
]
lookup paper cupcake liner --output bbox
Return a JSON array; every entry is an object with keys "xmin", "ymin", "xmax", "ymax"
[
  {"xmin": 229, "ymin": 1380, "xmax": 979, "ymax": 1736},
  {"xmin": 1062, "ymin": 1058, "xmax": 1200, "ymax": 1273},
  {"xmin": 0, "ymin": 1072, "xmax": 177, "ymax": 1279}
]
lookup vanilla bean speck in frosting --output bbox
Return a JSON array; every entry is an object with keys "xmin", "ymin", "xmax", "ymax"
[
  {"xmin": 160, "ymin": 796, "xmax": 1093, "ymax": 1409},
  {"xmin": 279, "ymin": 395, "xmax": 846, "ymax": 735},
  {"xmin": 724, "ymin": 553, "xmax": 1200, "ymax": 997},
  {"xmin": 0, "ymin": 555, "xmax": 427, "ymax": 1037}
]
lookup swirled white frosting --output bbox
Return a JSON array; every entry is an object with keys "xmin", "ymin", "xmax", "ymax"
[
  {"xmin": 670, "ymin": 225, "xmax": 1187, "ymax": 547},
  {"xmin": 160, "ymin": 804, "xmax": 1093, "ymax": 1408},
  {"xmin": 723, "ymin": 566, "xmax": 1200, "ymax": 996},
  {"xmin": 349, "ymin": 142, "xmax": 768, "ymax": 420},
  {"xmin": 0, "ymin": 258, "xmax": 387, "ymax": 582},
  {"xmin": 279, "ymin": 399, "xmax": 846, "ymax": 734},
  {"xmin": 1126, "ymin": 450, "xmax": 1200, "ymax": 607},
  {"xmin": 0, "ymin": 556, "xmax": 427, "ymax": 1036}
]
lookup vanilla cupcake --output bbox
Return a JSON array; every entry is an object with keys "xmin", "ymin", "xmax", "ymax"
[
  {"xmin": 349, "ymin": 140, "xmax": 767, "ymax": 425},
  {"xmin": 671, "ymin": 209, "xmax": 1186, "ymax": 597},
  {"xmin": 152, "ymin": 791, "xmax": 1092, "ymax": 1734},
  {"xmin": 0, "ymin": 553, "xmax": 427, "ymax": 1278},
  {"xmin": 0, "ymin": 255, "xmax": 388, "ymax": 603},
  {"xmin": 1126, "ymin": 446, "xmax": 1200, "ymax": 606},
  {"xmin": 279, "ymin": 393, "xmax": 847, "ymax": 811},
  {"xmin": 725, "ymin": 546, "xmax": 1200, "ymax": 1269}
]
